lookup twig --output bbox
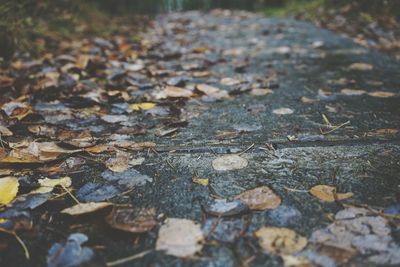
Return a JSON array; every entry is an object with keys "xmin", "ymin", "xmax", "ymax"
[
  {"xmin": 106, "ymin": 249, "xmax": 152, "ymax": 267},
  {"xmin": 60, "ymin": 184, "xmax": 80, "ymax": 204},
  {"xmin": 283, "ymin": 186, "xmax": 308, "ymax": 193},
  {"xmin": 238, "ymin": 143, "xmax": 255, "ymax": 155},
  {"xmin": 320, "ymin": 121, "xmax": 350, "ymax": 135},
  {"xmin": 0, "ymin": 228, "xmax": 30, "ymax": 259}
]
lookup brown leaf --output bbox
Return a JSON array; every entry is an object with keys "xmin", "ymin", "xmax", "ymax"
[
  {"xmin": 309, "ymin": 185, "xmax": 353, "ymax": 202},
  {"xmin": 235, "ymin": 186, "xmax": 281, "ymax": 210},
  {"xmin": 106, "ymin": 207, "xmax": 157, "ymax": 233}
]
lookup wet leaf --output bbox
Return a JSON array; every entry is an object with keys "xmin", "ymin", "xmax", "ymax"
[
  {"xmin": 47, "ymin": 233, "xmax": 94, "ymax": 267},
  {"xmin": 255, "ymin": 227, "xmax": 307, "ymax": 255},
  {"xmin": 204, "ymin": 199, "xmax": 248, "ymax": 217},
  {"xmin": 156, "ymin": 218, "xmax": 204, "ymax": 257},
  {"xmin": 0, "ymin": 177, "xmax": 19, "ymax": 205},
  {"xmin": 367, "ymin": 91, "xmax": 396, "ymax": 98},
  {"xmin": 309, "ymin": 185, "xmax": 353, "ymax": 202},
  {"xmin": 101, "ymin": 114, "xmax": 129, "ymax": 123},
  {"xmin": 31, "ymin": 177, "xmax": 72, "ymax": 194},
  {"xmin": 61, "ymin": 202, "xmax": 112, "ymax": 216},
  {"xmin": 105, "ymin": 207, "xmax": 157, "ymax": 233},
  {"xmin": 235, "ymin": 186, "xmax": 281, "ymax": 210},
  {"xmin": 129, "ymin": 102, "xmax": 156, "ymax": 111},
  {"xmin": 212, "ymin": 154, "xmax": 248, "ymax": 171},
  {"xmin": 273, "ymin": 108, "xmax": 294, "ymax": 115},
  {"xmin": 349, "ymin": 63, "xmax": 373, "ymax": 70}
]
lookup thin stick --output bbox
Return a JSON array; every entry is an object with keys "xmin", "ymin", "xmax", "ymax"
[
  {"xmin": 106, "ymin": 249, "xmax": 152, "ymax": 267},
  {"xmin": 0, "ymin": 229, "xmax": 30, "ymax": 259},
  {"xmin": 238, "ymin": 143, "xmax": 255, "ymax": 155},
  {"xmin": 320, "ymin": 121, "xmax": 350, "ymax": 135},
  {"xmin": 60, "ymin": 184, "xmax": 80, "ymax": 204}
]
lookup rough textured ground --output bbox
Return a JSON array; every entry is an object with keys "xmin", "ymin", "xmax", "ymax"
[{"xmin": 1, "ymin": 10, "xmax": 400, "ymax": 267}]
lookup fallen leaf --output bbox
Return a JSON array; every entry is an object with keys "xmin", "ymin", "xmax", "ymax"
[
  {"xmin": 273, "ymin": 108, "xmax": 294, "ymax": 115},
  {"xmin": 31, "ymin": 177, "xmax": 72, "ymax": 194},
  {"xmin": 101, "ymin": 114, "xmax": 129, "ymax": 123},
  {"xmin": 195, "ymin": 84, "xmax": 229, "ymax": 99},
  {"xmin": 192, "ymin": 177, "xmax": 209, "ymax": 186},
  {"xmin": 106, "ymin": 150, "xmax": 130, "ymax": 172},
  {"xmin": 105, "ymin": 207, "xmax": 157, "ymax": 233},
  {"xmin": 0, "ymin": 177, "xmax": 19, "ymax": 205},
  {"xmin": 255, "ymin": 227, "xmax": 307, "ymax": 254},
  {"xmin": 349, "ymin": 63, "xmax": 373, "ymax": 71},
  {"xmin": 156, "ymin": 218, "xmax": 204, "ymax": 257},
  {"xmin": 84, "ymin": 144, "xmax": 112, "ymax": 154},
  {"xmin": 61, "ymin": 202, "xmax": 112, "ymax": 216},
  {"xmin": 212, "ymin": 154, "xmax": 248, "ymax": 171},
  {"xmin": 235, "ymin": 186, "xmax": 281, "ymax": 210},
  {"xmin": 250, "ymin": 88, "xmax": 273, "ymax": 96},
  {"xmin": 220, "ymin": 77, "xmax": 241, "ymax": 86},
  {"xmin": 368, "ymin": 128, "xmax": 399, "ymax": 137},
  {"xmin": 204, "ymin": 199, "xmax": 248, "ymax": 217},
  {"xmin": 300, "ymin": 96, "xmax": 318, "ymax": 104},
  {"xmin": 367, "ymin": 91, "xmax": 396, "ymax": 98},
  {"xmin": 47, "ymin": 233, "xmax": 94, "ymax": 267},
  {"xmin": 309, "ymin": 185, "xmax": 353, "ymax": 202},
  {"xmin": 129, "ymin": 102, "xmax": 156, "ymax": 111},
  {"xmin": 0, "ymin": 126, "xmax": 13, "ymax": 136},
  {"xmin": 160, "ymin": 86, "xmax": 193, "ymax": 98},
  {"xmin": 340, "ymin": 89, "xmax": 366, "ymax": 95}
]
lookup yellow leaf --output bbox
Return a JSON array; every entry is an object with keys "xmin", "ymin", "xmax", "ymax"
[
  {"xmin": 192, "ymin": 177, "xmax": 209, "ymax": 186},
  {"xmin": 0, "ymin": 177, "xmax": 19, "ymax": 205},
  {"xmin": 309, "ymin": 185, "xmax": 353, "ymax": 202},
  {"xmin": 31, "ymin": 177, "xmax": 72, "ymax": 194},
  {"xmin": 129, "ymin": 102, "xmax": 156, "ymax": 111}
]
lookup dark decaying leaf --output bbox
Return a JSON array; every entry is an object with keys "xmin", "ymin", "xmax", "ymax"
[{"xmin": 105, "ymin": 207, "xmax": 157, "ymax": 233}]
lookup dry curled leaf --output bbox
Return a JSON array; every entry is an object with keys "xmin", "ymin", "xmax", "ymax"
[
  {"xmin": 156, "ymin": 218, "xmax": 204, "ymax": 257},
  {"xmin": 309, "ymin": 185, "xmax": 353, "ymax": 202},
  {"xmin": 212, "ymin": 154, "xmax": 248, "ymax": 171},
  {"xmin": 235, "ymin": 186, "xmax": 281, "ymax": 210},
  {"xmin": 61, "ymin": 202, "xmax": 112, "ymax": 216},
  {"xmin": 0, "ymin": 177, "xmax": 19, "ymax": 205},
  {"xmin": 255, "ymin": 227, "xmax": 307, "ymax": 255}
]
